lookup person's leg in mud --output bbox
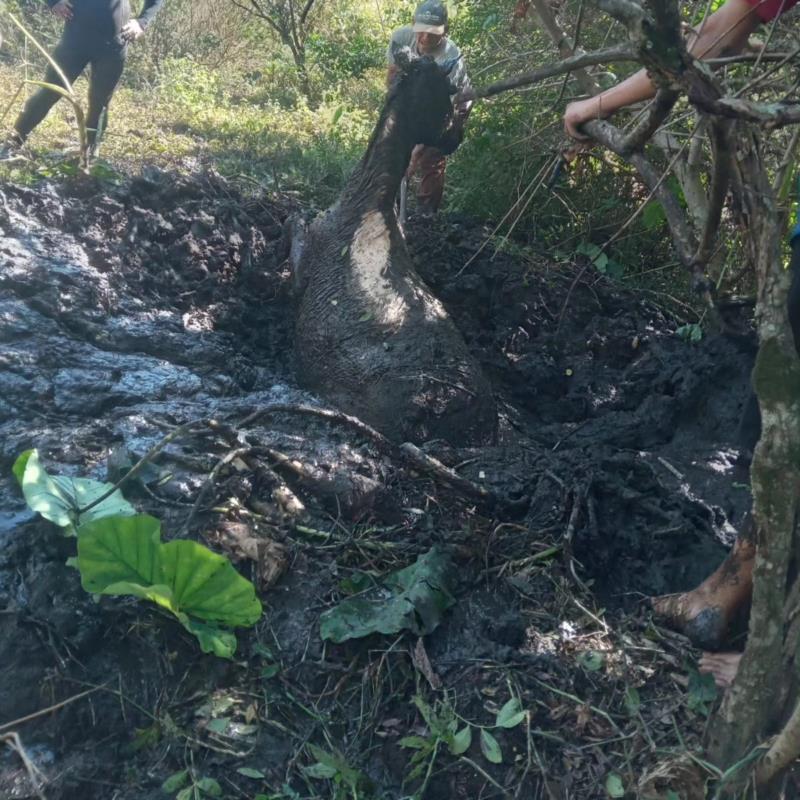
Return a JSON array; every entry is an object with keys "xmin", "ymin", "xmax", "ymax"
[
  {"xmin": 85, "ymin": 42, "xmax": 127, "ymax": 159},
  {"xmin": 9, "ymin": 34, "xmax": 90, "ymax": 148},
  {"xmin": 412, "ymin": 145, "xmax": 447, "ymax": 213},
  {"xmin": 655, "ymin": 232, "xmax": 800, "ymax": 685},
  {"xmin": 653, "ymin": 520, "xmax": 755, "ymax": 651}
]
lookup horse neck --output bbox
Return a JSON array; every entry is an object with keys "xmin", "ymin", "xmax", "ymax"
[{"xmin": 341, "ymin": 101, "xmax": 417, "ymax": 216}]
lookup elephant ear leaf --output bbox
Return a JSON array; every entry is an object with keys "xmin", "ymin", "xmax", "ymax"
[
  {"xmin": 77, "ymin": 513, "xmax": 164, "ymax": 594},
  {"xmin": 320, "ymin": 546, "xmax": 455, "ymax": 643},
  {"xmin": 179, "ymin": 617, "xmax": 238, "ymax": 660},
  {"xmin": 160, "ymin": 539, "xmax": 262, "ymax": 627},
  {"xmin": 13, "ymin": 449, "xmax": 135, "ymax": 532},
  {"xmin": 76, "ymin": 514, "xmax": 262, "ymax": 659}
]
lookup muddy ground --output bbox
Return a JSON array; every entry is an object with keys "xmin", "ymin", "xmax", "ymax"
[{"xmin": 0, "ymin": 169, "xmax": 759, "ymax": 799}]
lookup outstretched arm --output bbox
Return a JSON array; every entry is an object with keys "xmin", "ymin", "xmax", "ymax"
[{"xmin": 564, "ymin": 0, "xmax": 763, "ymax": 139}]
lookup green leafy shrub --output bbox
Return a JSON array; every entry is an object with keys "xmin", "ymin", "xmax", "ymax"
[
  {"xmin": 77, "ymin": 513, "xmax": 261, "ymax": 658},
  {"xmin": 13, "ymin": 449, "xmax": 261, "ymax": 658}
]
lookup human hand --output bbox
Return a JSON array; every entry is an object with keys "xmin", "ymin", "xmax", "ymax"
[
  {"xmin": 563, "ymin": 97, "xmax": 606, "ymax": 141},
  {"xmin": 50, "ymin": 0, "xmax": 73, "ymax": 21},
  {"xmin": 120, "ymin": 18, "xmax": 144, "ymax": 42}
]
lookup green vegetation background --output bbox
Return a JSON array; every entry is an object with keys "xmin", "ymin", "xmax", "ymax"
[{"xmin": 0, "ymin": 0, "xmax": 702, "ymax": 287}]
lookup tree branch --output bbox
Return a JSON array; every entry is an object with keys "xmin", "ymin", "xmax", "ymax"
[
  {"xmin": 691, "ymin": 96, "xmax": 800, "ymax": 129},
  {"xmin": 691, "ymin": 118, "xmax": 732, "ymax": 268},
  {"xmin": 299, "ymin": 0, "xmax": 316, "ymax": 27},
  {"xmin": 469, "ymin": 46, "xmax": 638, "ymax": 100},
  {"xmin": 528, "ymin": 0, "xmax": 601, "ymax": 96},
  {"xmin": 583, "ymin": 118, "xmax": 697, "ymax": 272},
  {"xmin": 620, "ymin": 88, "xmax": 680, "ymax": 153}
]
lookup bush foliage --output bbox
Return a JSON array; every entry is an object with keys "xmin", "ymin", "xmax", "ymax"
[{"xmin": 0, "ymin": 0, "xmax": 795, "ymax": 295}]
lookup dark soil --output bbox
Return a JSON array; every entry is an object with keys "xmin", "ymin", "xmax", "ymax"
[{"xmin": 0, "ymin": 169, "xmax": 757, "ymax": 799}]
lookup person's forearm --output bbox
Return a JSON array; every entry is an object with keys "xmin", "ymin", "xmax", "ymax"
[
  {"xmin": 137, "ymin": 0, "xmax": 164, "ymax": 30},
  {"xmin": 582, "ymin": 69, "xmax": 655, "ymax": 119},
  {"xmin": 577, "ymin": 0, "xmax": 761, "ymax": 118}
]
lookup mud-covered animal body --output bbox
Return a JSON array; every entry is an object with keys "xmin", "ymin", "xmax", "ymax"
[{"xmin": 293, "ymin": 56, "xmax": 496, "ymax": 444}]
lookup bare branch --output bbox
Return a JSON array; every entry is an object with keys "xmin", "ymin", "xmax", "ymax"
[
  {"xmin": 528, "ymin": 0, "xmax": 601, "ymax": 96},
  {"xmin": 583, "ymin": 118, "xmax": 697, "ymax": 272},
  {"xmin": 620, "ymin": 88, "xmax": 680, "ymax": 153},
  {"xmin": 692, "ymin": 118, "xmax": 732, "ymax": 268},
  {"xmin": 706, "ymin": 51, "xmax": 799, "ymax": 66},
  {"xmin": 595, "ymin": 0, "xmax": 648, "ymax": 27},
  {"xmin": 231, "ymin": 0, "xmax": 284, "ymax": 37},
  {"xmin": 691, "ymin": 96, "xmax": 800, "ymax": 129},
  {"xmin": 469, "ymin": 46, "xmax": 638, "ymax": 100},
  {"xmin": 299, "ymin": 0, "xmax": 316, "ymax": 26}
]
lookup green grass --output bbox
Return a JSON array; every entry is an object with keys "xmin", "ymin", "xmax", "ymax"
[{"xmin": 0, "ymin": 58, "xmax": 376, "ymax": 204}]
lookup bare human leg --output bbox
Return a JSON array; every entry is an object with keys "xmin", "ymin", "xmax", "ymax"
[{"xmin": 652, "ymin": 534, "xmax": 755, "ymax": 650}]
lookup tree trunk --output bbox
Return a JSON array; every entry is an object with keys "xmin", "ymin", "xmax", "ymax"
[{"xmin": 704, "ymin": 128, "xmax": 800, "ymax": 798}]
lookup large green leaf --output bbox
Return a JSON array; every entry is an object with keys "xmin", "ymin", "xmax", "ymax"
[
  {"xmin": 76, "ymin": 514, "xmax": 262, "ymax": 658},
  {"xmin": 13, "ymin": 449, "xmax": 135, "ymax": 531},
  {"xmin": 161, "ymin": 539, "xmax": 262, "ymax": 626},
  {"xmin": 77, "ymin": 513, "xmax": 163, "ymax": 591},
  {"xmin": 319, "ymin": 547, "xmax": 455, "ymax": 643}
]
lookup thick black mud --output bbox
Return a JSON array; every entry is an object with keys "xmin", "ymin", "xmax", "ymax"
[{"xmin": 0, "ymin": 175, "xmax": 756, "ymax": 798}]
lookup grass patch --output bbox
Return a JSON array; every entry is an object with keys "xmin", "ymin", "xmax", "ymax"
[{"xmin": 0, "ymin": 58, "xmax": 376, "ymax": 204}]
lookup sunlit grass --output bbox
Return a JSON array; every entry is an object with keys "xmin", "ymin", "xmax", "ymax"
[{"xmin": 0, "ymin": 59, "xmax": 375, "ymax": 204}]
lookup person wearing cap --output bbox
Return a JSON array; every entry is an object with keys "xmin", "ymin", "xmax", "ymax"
[
  {"xmin": 386, "ymin": 0, "xmax": 472, "ymax": 213},
  {"xmin": 0, "ymin": 0, "xmax": 165, "ymax": 162},
  {"xmin": 563, "ymin": 0, "xmax": 798, "ymax": 140}
]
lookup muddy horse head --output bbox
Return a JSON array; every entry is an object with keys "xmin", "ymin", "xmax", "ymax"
[
  {"xmin": 387, "ymin": 48, "xmax": 463, "ymax": 156},
  {"xmin": 291, "ymin": 47, "xmax": 497, "ymax": 445}
]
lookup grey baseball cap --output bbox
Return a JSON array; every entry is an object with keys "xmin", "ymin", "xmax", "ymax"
[{"xmin": 413, "ymin": 0, "xmax": 448, "ymax": 34}]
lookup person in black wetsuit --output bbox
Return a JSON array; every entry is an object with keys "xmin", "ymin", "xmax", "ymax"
[{"xmin": 1, "ymin": 0, "xmax": 164, "ymax": 160}]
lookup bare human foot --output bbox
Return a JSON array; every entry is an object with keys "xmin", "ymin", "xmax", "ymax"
[
  {"xmin": 699, "ymin": 651, "xmax": 743, "ymax": 688},
  {"xmin": 651, "ymin": 537, "xmax": 755, "ymax": 650}
]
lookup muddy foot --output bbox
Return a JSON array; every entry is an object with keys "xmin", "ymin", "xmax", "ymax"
[
  {"xmin": 699, "ymin": 651, "xmax": 742, "ymax": 688},
  {"xmin": 652, "ymin": 592, "xmax": 729, "ymax": 650},
  {"xmin": 652, "ymin": 536, "xmax": 755, "ymax": 650}
]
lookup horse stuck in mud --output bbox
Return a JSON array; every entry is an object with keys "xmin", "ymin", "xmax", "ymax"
[{"xmin": 290, "ymin": 52, "xmax": 497, "ymax": 446}]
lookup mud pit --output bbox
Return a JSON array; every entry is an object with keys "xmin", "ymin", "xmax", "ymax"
[{"xmin": 0, "ymin": 171, "xmax": 756, "ymax": 798}]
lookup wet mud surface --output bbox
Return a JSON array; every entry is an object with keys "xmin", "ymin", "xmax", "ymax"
[{"xmin": 0, "ymin": 171, "xmax": 756, "ymax": 798}]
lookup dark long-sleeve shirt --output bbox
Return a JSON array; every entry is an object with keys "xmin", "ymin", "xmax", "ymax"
[{"xmin": 46, "ymin": 0, "xmax": 164, "ymax": 38}]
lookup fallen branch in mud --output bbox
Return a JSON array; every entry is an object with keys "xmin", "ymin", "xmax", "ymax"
[
  {"xmin": 111, "ymin": 404, "xmax": 497, "ymax": 532},
  {"xmin": 181, "ymin": 445, "xmax": 253, "ymax": 535},
  {"xmin": 235, "ymin": 403, "xmax": 395, "ymax": 454},
  {"xmin": 77, "ymin": 417, "xmax": 210, "ymax": 518},
  {"xmin": 232, "ymin": 404, "xmax": 497, "ymax": 505},
  {"xmin": 399, "ymin": 443, "xmax": 492, "ymax": 504},
  {"xmin": 0, "ymin": 685, "xmax": 106, "ymax": 734},
  {"xmin": 1, "ymin": 733, "xmax": 46, "ymax": 800}
]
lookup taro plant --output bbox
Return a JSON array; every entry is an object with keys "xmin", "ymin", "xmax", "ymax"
[
  {"xmin": 13, "ymin": 449, "xmax": 262, "ymax": 658},
  {"xmin": 13, "ymin": 449, "xmax": 135, "ymax": 534}
]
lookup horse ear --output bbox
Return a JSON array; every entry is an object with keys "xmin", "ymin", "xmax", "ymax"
[{"xmin": 392, "ymin": 44, "xmax": 415, "ymax": 73}]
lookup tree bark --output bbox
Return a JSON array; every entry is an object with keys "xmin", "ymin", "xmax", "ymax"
[{"xmin": 704, "ymin": 129, "xmax": 800, "ymax": 798}]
